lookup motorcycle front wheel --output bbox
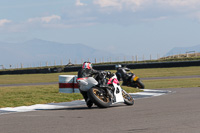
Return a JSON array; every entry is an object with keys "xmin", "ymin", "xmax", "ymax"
[
  {"xmin": 122, "ymin": 89, "xmax": 134, "ymax": 105},
  {"xmin": 136, "ymin": 80, "xmax": 145, "ymax": 89},
  {"xmin": 88, "ymin": 87, "xmax": 111, "ymax": 108}
]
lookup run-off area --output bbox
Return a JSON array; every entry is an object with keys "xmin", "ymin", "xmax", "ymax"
[{"xmin": 0, "ymin": 89, "xmax": 170, "ymax": 115}]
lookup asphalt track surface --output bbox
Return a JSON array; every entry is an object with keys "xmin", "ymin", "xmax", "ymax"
[{"xmin": 1, "ymin": 87, "xmax": 200, "ymax": 133}]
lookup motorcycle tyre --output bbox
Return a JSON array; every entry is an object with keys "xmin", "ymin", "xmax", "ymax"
[
  {"xmin": 136, "ymin": 80, "xmax": 145, "ymax": 89},
  {"xmin": 122, "ymin": 90, "xmax": 134, "ymax": 105},
  {"xmin": 88, "ymin": 87, "xmax": 111, "ymax": 108}
]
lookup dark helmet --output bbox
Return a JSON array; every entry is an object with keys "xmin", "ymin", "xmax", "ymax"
[{"xmin": 82, "ymin": 61, "xmax": 93, "ymax": 69}]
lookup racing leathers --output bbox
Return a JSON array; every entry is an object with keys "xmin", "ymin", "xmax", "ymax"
[
  {"xmin": 116, "ymin": 67, "xmax": 132, "ymax": 85},
  {"xmin": 78, "ymin": 67, "xmax": 100, "ymax": 108}
]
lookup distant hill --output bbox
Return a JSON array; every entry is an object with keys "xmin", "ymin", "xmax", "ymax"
[
  {"xmin": 0, "ymin": 39, "xmax": 125, "ymax": 68},
  {"xmin": 165, "ymin": 45, "xmax": 200, "ymax": 56}
]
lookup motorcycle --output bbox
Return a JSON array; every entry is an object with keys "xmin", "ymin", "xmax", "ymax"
[
  {"xmin": 76, "ymin": 71, "xmax": 134, "ymax": 108},
  {"xmin": 116, "ymin": 66, "xmax": 145, "ymax": 89}
]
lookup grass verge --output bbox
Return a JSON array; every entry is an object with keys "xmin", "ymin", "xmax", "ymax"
[
  {"xmin": 0, "ymin": 84, "xmax": 141, "ymax": 108},
  {"xmin": 0, "ymin": 66, "xmax": 199, "ymax": 108},
  {"xmin": 143, "ymin": 78, "xmax": 200, "ymax": 89},
  {"xmin": 0, "ymin": 77, "xmax": 199, "ymax": 108},
  {"xmin": 0, "ymin": 66, "xmax": 200, "ymax": 85}
]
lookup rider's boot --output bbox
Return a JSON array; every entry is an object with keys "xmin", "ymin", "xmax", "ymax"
[{"xmin": 86, "ymin": 98, "xmax": 93, "ymax": 108}]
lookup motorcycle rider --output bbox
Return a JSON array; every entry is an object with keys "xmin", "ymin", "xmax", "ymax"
[
  {"xmin": 77, "ymin": 61, "xmax": 101, "ymax": 108},
  {"xmin": 115, "ymin": 64, "xmax": 131, "ymax": 86}
]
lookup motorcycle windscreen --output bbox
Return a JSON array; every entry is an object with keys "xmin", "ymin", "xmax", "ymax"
[
  {"xmin": 113, "ymin": 84, "xmax": 124, "ymax": 103},
  {"xmin": 79, "ymin": 77, "xmax": 98, "ymax": 91}
]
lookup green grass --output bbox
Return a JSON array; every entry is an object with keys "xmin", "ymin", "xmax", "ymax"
[
  {"xmin": 0, "ymin": 77, "xmax": 199, "ymax": 108},
  {"xmin": 127, "ymin": 66, "xmax": 200, "ymax": 78},
  {"xmin": 0, "ymin": 84, "xmax": 141, "ymax": 108},
  {"xmin": 0, "ymin": 66, "xmax": 199, "ymax": 108},
  {"xmin": 0, "ymin": 66, "xmax": 200, "ymax": 85},
  {"xmin": 144, "ymin": 78, "xmax": 200, "ymax": 89},
  {"xmin": 0, "ymin": 72, "xmax": 77, "ymax": 85},
  {"xmin": 0, "ymin": 85, "xmax": 82, "ymax": 108}
]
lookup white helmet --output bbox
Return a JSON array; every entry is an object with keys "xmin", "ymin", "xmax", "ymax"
[{"xmin": 115, "ymin": 64, "xmax": 122, "ymax": 69}]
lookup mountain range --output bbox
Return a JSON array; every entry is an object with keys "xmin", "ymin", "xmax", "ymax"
[
  {"xmin": 165, "ymin": 44, "xmax": 200, "ymax": 56},
  {"xmin": 0, "ymin": 39, "xmax": 125, "ymax": 68},
  {"xmin": 1, "ymin": 39, "xmax": 200, "ymax": 68}
]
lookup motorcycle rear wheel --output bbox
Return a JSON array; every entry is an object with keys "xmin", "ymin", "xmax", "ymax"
[
  {"xmin": 122, "ymin": 90, "xmax": 134, "ymax": 105},
  {"xmin": 88, "ymin": 87, "xmax": 111, "ymax": 108}
]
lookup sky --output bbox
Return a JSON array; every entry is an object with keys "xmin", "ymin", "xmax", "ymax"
[{"xmin": 1, "ymin": 0, "xmax": 200, "ymax": 58}]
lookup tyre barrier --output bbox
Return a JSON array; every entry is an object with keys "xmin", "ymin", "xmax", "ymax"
[{"xmin": 59, "ymin": 75, "xmax": 80, "ymax": 93}]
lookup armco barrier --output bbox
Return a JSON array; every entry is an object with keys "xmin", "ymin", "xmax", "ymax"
[
  {"xmin": 63, "ymin": 60, "xmax": 200, "ymax": 72},
  {"xmin": 0, "ymin": 60, "xmax": 200, "ymax": 75},
  {"xmin": 126, "ymin": 60, "xmax": 200, "ymax": 69}
]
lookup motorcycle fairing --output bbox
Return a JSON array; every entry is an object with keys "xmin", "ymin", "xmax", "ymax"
[
  {"xmin": 107, "ymin": 78, "xmax": 119, "ymax": 85},
  {"xmin": 77, "ymin": 77, "xmax": 98, "ymax": 91},
  {"xmin": 113, "ymin": 83, "xmax": 124, "ymax": 103},
  {"xmin": 132, "ymin": 75, "xmax": 139, "ymax": 81}
]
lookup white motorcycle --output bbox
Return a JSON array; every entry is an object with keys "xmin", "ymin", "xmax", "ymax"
[{"xmin": 76, "ymin": 72, "xmax": 134, "ymax": 108}]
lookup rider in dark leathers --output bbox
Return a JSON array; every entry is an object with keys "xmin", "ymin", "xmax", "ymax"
[
  {"xmin": 115, "ymin": 64, "xmax": 131, "ymax": 85},
  {"xmin": 78, "ymin": 61, "xmax": 100, "ymax": 108}
]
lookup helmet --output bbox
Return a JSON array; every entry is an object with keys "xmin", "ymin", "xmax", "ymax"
[
  {"xmin": 82, "ymin": 61, "xmax": 93, "ymax": 69},
  {"xmin": 115, "ymin": 64, "xmax": 122, "ymax": 70}
]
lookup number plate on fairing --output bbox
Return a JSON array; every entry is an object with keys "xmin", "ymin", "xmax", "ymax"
[{"xmin": 113, "ymin": 84, "xmax": 124, "ymax": 103}]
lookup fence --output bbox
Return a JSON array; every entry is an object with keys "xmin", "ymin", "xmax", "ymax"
[
  {"xmin": 0, "ymin": 54, "xmax": 165, "ymax": 70},
  {"xmin": 1, "ymin": 52, "xmax": 200, "ymax": 70}
]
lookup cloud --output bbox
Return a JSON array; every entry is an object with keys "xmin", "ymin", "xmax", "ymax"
[
  {"xmin": 156, "ymin": 0, "xmax": 200, "ymax": 8},
  {"xmin": 142, "ymin": 16, "xmax": 168, "ymax": 22},
  {"xmin": 2, "ymin": 0, "xmax": 200, "ymax": 33},
  {"xmin": 0, "ymin": 19, "xmax": 11, "ymax": 26},
  {"xmin": 94, "ymin": 0, "xmax": 122, "ymax": 9},
  {"xmin": 94, "ymin": 0, "xmax": 200, "ymax": 9},
  {"xmin": 75, "ymin": 0, "xmax": 87, "ymax": 6},
  {"xmin": 93, "ymin": 0, "xmax": 150, "ymax": 11},
  {"xmin": 189, "ymin": 11, "xmax": 200, "ymax": 22},
  {"xmin": 28, "ymin": 15, "xmax": 61, "ymax": 23}
]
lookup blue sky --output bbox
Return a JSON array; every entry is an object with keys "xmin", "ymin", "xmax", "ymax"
[{"xmin": 1, "ymin": 0, "xmax": 200, "ymax": 58}]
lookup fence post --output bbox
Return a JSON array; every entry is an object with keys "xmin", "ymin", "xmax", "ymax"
[
  {"xmin": 143, "ymin": 55, "xmax": 145, "ymax": 61},
  {"xmin": 157, "ymin": 54, "xmax": 160, "ymax": 60},
  {"xmin": 124, "ymin": 56, "xmax": 126, "ymax": 63},
  {"xmin": 21, "ymin": 63, "xmax": 23, "ymax": 68},
  {"xmin": 132, "ymin": 56, "xmax": 134, "ymax": 63},
  {"xmin": 136, "ymin": 55, "xmax": 138, "ymax": 62}
]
